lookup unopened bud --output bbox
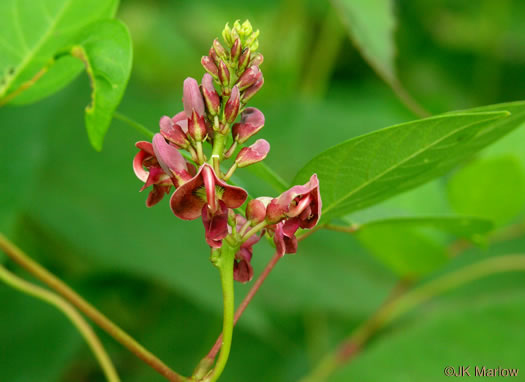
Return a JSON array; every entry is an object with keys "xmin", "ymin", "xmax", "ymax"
[
  {"xmin": 250, "ymin": 53, "xmax": 264, "ymax": 67},
  {"xmin": 246, "ymin": 199, "xmax": 266, "ymax": 224},
  {"xmin": 160, "ymin": 116, "xmax": 189, "ymax": 149},
  {"xmin": 235, "ymin": 139, "xmax": 270, "ymax": 168},
  {"xmin": 232, "ymin": 107, "xmax": 265, "ymax": 143},
  {"xmin": 241, "ymin": 20, "xmax": 253, "ymax": 37},
  {"xmin": 249, "ymin": 39, "xmax": 259, "ymax": 52},
  {"xmin": 222, "ymin": 23, "xmax": 233, "ymax": 46},
  {"xmin": 213, "ymin": 39, "xmax": 228, "ymax": 61},
  {"xmin": 201, "ymin": 56, "xmax": 218, "ymax": 78},
  {"xmin": 231, "ymin": 38, "xmax": 241, "ymax": 61},
  {"xmin": 218, "ymin": 61, "xmax": 230, "ymax": 87},
  {"xmin": 188, "ymin": 110, "xmax": 207, "ymax": 142},
  {"xmin": 245, "ymin": 29, "xmax": 260, "ymax": 49},
  {"xmin": 238, "ymin": 48, "xmax": 251, "ymax": 73},
  {"xmin": 183, "ymin": 77, "xmax": 205, "ymax": 117},
  {"xmin": 242, "ymin": 75, "xmax": 264, "ymax": 103},
  {"xmin": 209, "ymin": 47, "xmax": 219, "ymax": 65},
  {"xmin": 237, "ymin": 66, "xmax": 261, "ymax": 91},
  {"xmin": 224, "ymin": 86, "xmax": 240, "ymax": 123},
  {"xmin": 202, "ymin": 74, "xmax": 220, "ymax": 116}
]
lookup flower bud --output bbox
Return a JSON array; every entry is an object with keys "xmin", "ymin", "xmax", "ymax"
[
  {"xmin": 232, "ymin": 107, "xmax": 265, "ymax": 143},
  {"xmin": 242, "ymin": 75, "xmax": 264, "ymax": 103},
  {"xmin": 238, "ymin": 48, "xmax": 251, "ymax": 73},
  {"xmin": 246, "ymin": 199, "xmax": 266, "ymax": 224},
  {"xmin": 237, "ymin": 65, "xmax": 261, "ymax": 91},
  {"xmin": 160, "ymin": 116, "xmax": 189, "ymax": 148},
  {"xmin": 218, "ymin": 60, "xmax": 230, "ymax": 87},
  {"xmin": 202, "ymin": 74, "xmax": 220, "ymax": 116},
  {"xmin": 188, "ymin": 110, "xmax": 207, "ymax": 142},
  {"xmin": 201, "ymin": 56, "xmax": 218, "ymax": 78},
  {"xmin": 209, "ymin": 47, "xmax": 219, "ymax": 65},
  {"xmin": 183, "ymin": 77, "xmax": 205, "ymax": 117},
  {"xmin": 224, "ymin": 86, "xmax": 240, "ymax": 123},
  {"xmin": 249, "ymin": 53, "xmax": 264, "ymax": 67},
  {"xmin": 241, "ymin": 20, "xmax": 253, "ymax": 37},
  {"xmin": 213, "ymin": 39, "xmax": 228, "ymax": 61},
  {"xmin": 231, "ymin": 38, "xmax": 241, "ymax": 61},
  {"xmin": 222, "ymin": 23, "xmax": 233, "ymax": 46},
  {"xmin": 235, "ymin": 139, "xmax": 270, "ymax": 168},
  {"xmin": 245, "ymin": 29, "xmax": 260, "ymax": 50}
]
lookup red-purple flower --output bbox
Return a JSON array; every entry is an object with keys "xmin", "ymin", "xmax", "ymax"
[
  {"xmin": 233, "ymin": 215, "xmax": 262, "ymax": 283},
  {"xmin": 202, "ymin": 200, "xmax": 229, "ymax": 248},
  {"xmin": 133, "ymin": 141, "xmax": 173, "ymax": 207},
  {"xmin": 272, "ymin": 220, "xmax": 298, "ymax": 257},
  {"xmin": 232, "ymin": 107, "xmax": 265, "ymax": 144},
  {"xmin": 170, "ymin": 164, "xmax": 248, "ymax": 220},
  {"xmin": 183, "ymin": 77, "xmax": 205, "ymax": 117},
  {"xmin": 235, "ymin": 139, "xmax": 270, "ymax": 168},
  {"xmin": 266, "ymin": 174, "xmax": 321, "ymax": 229}
]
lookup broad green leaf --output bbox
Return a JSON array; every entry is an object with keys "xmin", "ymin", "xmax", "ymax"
[
  {"xmin": 9, "ymin": 55, "xmax": 84, "ymax": 105},
  {"xmin": 0, "ymin": 0, "xmax": 118, "ymax": 104},
  {"xmin": 447, "ymin": 156, "xmax": 525, "ymax": 226},
  {"xmin": 331, "ymin": 293, "xmax": 525, "ymax": 382},
  {"xmin": 294, "ymin": 102, "xmax": 525, "ymax": 221},
  {"xmin": 331, "ymin": 0, "xmax": 396, "ymax": 83},
  {"xmin": 71, "ymin": 20, "xmax": 132, "ymax": 151},
  {"xmin": 356, "ymin": 217, "xmax": 493, "ymax": 277}
]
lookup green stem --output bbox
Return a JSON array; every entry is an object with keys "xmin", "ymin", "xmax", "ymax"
[
  {"xmin": 207, "ymin": 244, "xmax": 237, "ymax": 382},
  {"xmin": 0, "ymin": 265, "xmax": 120, "ymax": 382},
  {"xmin": 242, "ymin": 221, "xmax": 267, "ymax": 242},
  {"xmin": 302, "ymin": 254, "xmax": 525, "ymax": 382},
  {"xmin": 0, "ymin": 234, "xmax": 185, "ymax": 382},
  {"xmin": 211, "ymin": 133, "xmax": 227, "ymax": 164}
]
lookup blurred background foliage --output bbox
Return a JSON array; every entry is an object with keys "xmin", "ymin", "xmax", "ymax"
[{"xmin": 1, "ymin": 0, "xmax": 525, "ymax": 381}]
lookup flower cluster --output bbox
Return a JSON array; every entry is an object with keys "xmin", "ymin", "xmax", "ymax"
[{"xmin": 133, "ymin": 21, "xmax": 321, "ymax": 282}]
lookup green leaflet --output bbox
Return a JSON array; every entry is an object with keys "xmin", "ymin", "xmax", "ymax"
[{"xmin": 294, "ymin": 101, "xmax": 525, "ymax": 221}]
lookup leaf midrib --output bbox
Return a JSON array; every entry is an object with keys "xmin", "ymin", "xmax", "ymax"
[
  {"xmin": 322, "ymin": 113, "xmax": 508, "ymax": 217},
  {"xmin": 0, "ymin": 0, "xmax": 72, "ymax": 97}
]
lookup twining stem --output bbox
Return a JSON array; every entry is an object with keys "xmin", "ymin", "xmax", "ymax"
[
  {"xmin": 113, "ymin": 112, "xmax": 154, "ymax": 139},
  {"xmin": 0, "ymin": 265, "xmax": 120, "ymax": 382},
  {"xmin": 0, "ymin": 234, "xmax": 185, "ymax": 382},
  {"xmin": 207, "ymin": 244, "xmax": 238, "ymax": 382},
  {"xmin": 301, "ymin": 254, "xmax": 525, "ymax": 382},
  {"xmin": 205, "ymin": 250, "xmax": 282, "ymax": 361}
]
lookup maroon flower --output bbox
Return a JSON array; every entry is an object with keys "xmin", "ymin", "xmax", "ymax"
[
  {"xmin": 224, "ymin": 86, "xmax": 240, "ymax": 123},
  {"xmin": 266, "ymin": 174, "xmax": 322, "ymax": 229},
  {"xmin": 273, "ymin": 221, "xmax": 298, "ymax": 257},
  {"xmin": 152, "ymin": 134, "xmax": 193, "ymax": 186},
  {"xmin": 233, "ymin": 215, "xmax": 262, "ymax": 283},
  {"xmin": 202, "ymin": 200, "xmax": 229, "ymax": 248},
  {"xmin": 159, "ymin": 115, "xmax": 189, "ymax": 149},
  {"xmin": 170, "ymin": 164, "xmax": 248, "ymax": 220},
  {"xmin": 235, "ymin": 139, "xmax": 270, "ymax": 168},
  {"xmin": 133, "ymin": 141, "xmax": 173, "ymax": 207},
  {"xmin": 234, "ymin": 247, "xmax": 253, "ymax": 283},
  {"xmin": 231, "ymin": 107, "xmax": 265, "ymax": 144}
]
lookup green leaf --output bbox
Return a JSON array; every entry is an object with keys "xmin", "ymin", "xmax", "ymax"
[
  {"xmin": 447, "ymin": 156, "xmax": 525, "ymax": 226},
  {"xmin": 331, "ymin": 0, "xmax": 396, "ymax": 83},
  {"xmin": 331, "ymin": 293, "xmax": 525, "ymax": 382},
  {"xmin": 356, "ymin": 217, "xmax": 493, "ymax": 277},
  {"xmin": 71, "ymin": 20, "xmax": 132, "ymax": 151},
  {"xmin": 294, "ymin": 101, "xmax": 525, "ymax": 221},
  {"xmin": 0, "ymin": 0, "xmax": 118, "ymax": 104}
]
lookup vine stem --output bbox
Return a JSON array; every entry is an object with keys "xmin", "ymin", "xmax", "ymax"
[
  {"xmin": 0, "ymin": 233, "xmax": 185, "ymax": 382},
  {"xmin": 0, "ymin": 264, "xmax": 120, "ymax": 382},
  {"xmin": 207, "ymin": 244, "xmax": 237, "ymax": 382},
  {"xmin": 301, "ymin": 254, "xmax": 525, "ymax": 382}
]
